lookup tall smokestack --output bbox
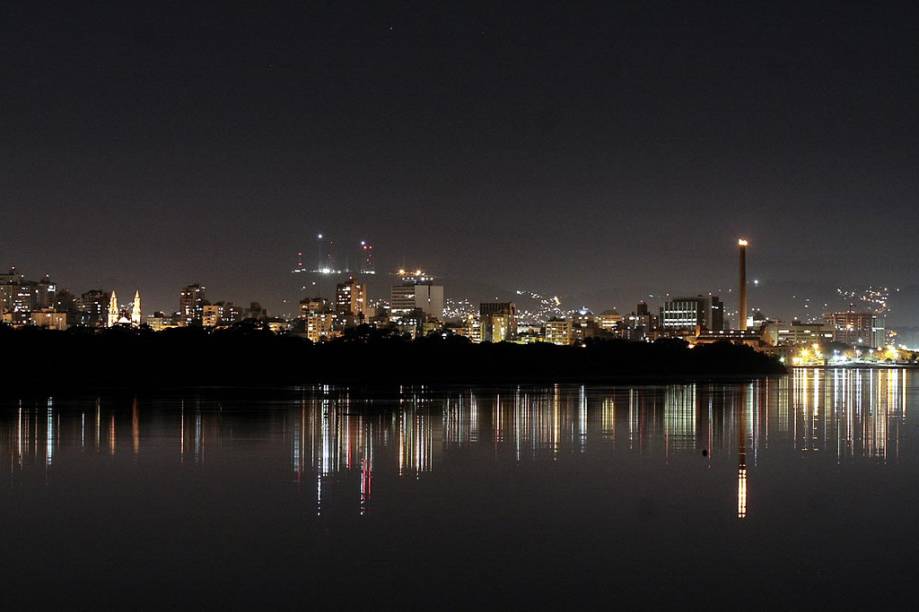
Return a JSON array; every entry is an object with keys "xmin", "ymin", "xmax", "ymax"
[{"xmin": 738, "ymin": 239, "xmax": 748, "ymax": 331}]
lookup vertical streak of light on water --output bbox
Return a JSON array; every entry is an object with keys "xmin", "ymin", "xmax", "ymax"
[{"xmin": 46, "ymin": 397, "xmax": 54, "ymax": 466}]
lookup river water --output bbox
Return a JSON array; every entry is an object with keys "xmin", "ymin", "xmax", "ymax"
[{"xmin": 1, "ymin": 368, "xmax": 916, "ymax": 609}]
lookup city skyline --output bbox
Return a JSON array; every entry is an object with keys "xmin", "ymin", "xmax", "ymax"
[
  {"xmin": 3, "ymin": 2, "xmax": 918, "ymax": 324},
  {"xmin": 1, "ymin": 239, "xmax": 914, "ymax": 330},
  {"xmin": 5, "ymin": 3, "xmax": 919, "ymax": 608}
]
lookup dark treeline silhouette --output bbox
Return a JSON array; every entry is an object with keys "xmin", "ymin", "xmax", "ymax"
[{"xmin": 1, "ymin": 323, "xmax": 785, "ymax": 390}]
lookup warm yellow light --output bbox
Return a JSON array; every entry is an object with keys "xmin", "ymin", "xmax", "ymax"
[{"xmin": 738, "ymin": 238, "xmax": 748, "ymax": 246}]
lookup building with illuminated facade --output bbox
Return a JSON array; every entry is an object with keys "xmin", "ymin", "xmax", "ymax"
[
  {"xmin": 179, "ymin": 283, "xmax": 207, "ymax": 326},
  {"xmin": 202, "ymin": 304, "xmax": 221, "ymax": 327},
  {"xmin": 661, "ymin": 296, "xmax": 722, "ymax": 333},
  {"xmin": 480, "ymin": 302, "xmax": 517, "ymax": 342},
  {"xmin": 336, "ymin": 277, "xmax": 368, "ymax": 319},
  {"xmin": 597, "ymin": 310, "xmax": 623, "ymax": 332},
  {"xmin": 571, "ymin": 309, "xmax": 599, "ymax": 344},
  {"xmin": 78, "ymin": 289, "xmax": 108, "ymax": 327},
  {"xmin": 776, "ymin": 321, "xmax": 835, "ymax": 346},
  {"xmin": 825, "ymin": 311, "xmax": 885, "ymax": 348},
  {"xmin": 30, "ymin": 310, "xmax": 68, "ymax": 330},
  {"xmin": 545, "ymin": 318, "xmax": 573, "ymax": 346},
  {"xmin": 0, "ymin": 269, "xmax": 57, "ymax": 318},
  {"xmin": 390, "ymin": 271, "xmax": 443, "ymax": 321},
  {"xmin": 107, "ymin": 290, "xmax": 120, "ymax": 327},
  {"xmin": 299, "ymin": 297, "xmax": 327, "ymax": 318},
  {"xmin": 307, "ymin": 312, "xmax": 336, "ymax": 343}
]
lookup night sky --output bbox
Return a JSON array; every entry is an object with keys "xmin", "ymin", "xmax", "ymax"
[{"xmin": 4, "ymin": 1, "xmax": 918, "ymax": 322}]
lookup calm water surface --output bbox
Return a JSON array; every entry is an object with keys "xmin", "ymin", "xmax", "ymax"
[{"xmin": 1, "ymin": 368, "xmax": 917, "ymax": 609}]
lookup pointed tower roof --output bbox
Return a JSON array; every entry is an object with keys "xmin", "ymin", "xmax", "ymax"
[{"xmin": 131, "ymin": 290, "xmax": 142, "ymax": 327}]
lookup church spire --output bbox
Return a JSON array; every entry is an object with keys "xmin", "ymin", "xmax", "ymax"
[
  {"xmin": 107, "ymin": 290, "xmax": 119, "ymax": 327},
  {"xmin": 131, "ymin": 290, "xmax": 142, "ymax": 327}
]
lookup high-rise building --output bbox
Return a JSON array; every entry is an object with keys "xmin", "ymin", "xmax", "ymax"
[
  {"xmin": 390, "ymin": 271, "xmax": 443, "ymax": 321},
  {"xmin": 336, "ymin": 277, "xmax": 368, "ymax": 318},
  {"xmin": 661, "ymin": 296, "xmax": 723, "ymax": 333},
  {"xmin": 825, "ymin": 311, "xmax": 885, "ymax": 348},
  {"xmin": 661, "ymin": 297, "xmax": 708, "ymax": 332},
  {"xmin": 179, "ymin": 284, "xmax": 207, "ymax": 325},
  {"xmin": 78, "ymin": 290, "xmax": 108, "ymax": 327},
  {"xmin": 711, "ymin": 296, "xmax": 725, "ymax": 332},
  {"xmin": 0, "ymin": 269, "xmax": 33, "ymax": 316},
  {"xmin": 480, "ymin": 302, "xmax": 517, "ymax": 342},
  {"xmin": 738, "ymin": 239, "xmax": 749, "ymax": 331},
  {"xmin": 307, "ymin": 312, "xmax": 336, "ymax": 343},
  {"xmin": 32, "ymin": 275, "xmax": 56, "ymax": 310},
  {"xmin": 545, "ymin": 318, "xmax": 573, "ymax": 346},
  {"xmin": 54, "ymin": 290, "xmax": 77, "ymax": 314},
  {"xmin": 0, "ymin": 269, "xmax": 20, "ymax": 313}
]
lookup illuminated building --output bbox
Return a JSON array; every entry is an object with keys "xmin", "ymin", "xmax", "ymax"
[
  {"xmin": 336, "ymin": 277, "xmax": 368, "ymax": 319},
  {"xmin": 623, "ymin": 301, "xmax": 659, "ymax": 339},
  {"xmin": 215, "ymin": 301, "xmax": 242, "ymax": 324},
  {"xmin": 145, "ymin": 312, "xmax": 177, "ymax": 331},
  {"xmin": 776, "ymin": 321, "xmax": 834, "ymax": 346},
  {"xmin": 299, "ymin": 297, "xmax": 327, "ymax": 318},
  {"xmin": 78, "ymin": 289, "xmax": 108, "ymax": 327},
  {"xmin": 571, "ymin": 309, "xmax": 599, "ymax": 344},
  {"xmin": 480, "ymin": 302, "xmax": 517, "ymax": 342},
  {"xmin": 307, "ymin": 312, "xmax": 336, "ymax": 343},
  {"xmin": 202, "ymin": 304, "xmax": 221, "ymax": 327},
  {"xmin": 107, "ymin": 290, "xmax": 119, "ymax": 327},
  {"xmin": 661, "ymin": 296, "xmax": 719, "ymax": 332},
  {"xmin": 266, "ymin": 319, "xmax": 287, "ymax": 334},
  {"xmin": 179, "ymin": 283, "xmax": 207, "ymax": 325},
  {"xmin": 825, "ymin": 311, "xmax": 884, "ymax": 348},
  {"xmin": 738, "ymin": 239, "xmax": 749, "ymax": 331},
  {"xmin": 390, "ymin": 270, "xmax": 443, "ymax": 321},
  {"xmin": 393, "ymin": 309, "xmax": 425, "ymax": 339},
  {"xmin": 131, "ymin": 291, "xmax": 142, "ymax": 327},
  {"xmin": 447, "ymin": 315, "xmax": 480, "ymax": 342},
  {"xmin": 30, "ymin": 310, "xmax": 68, "ymax": 330},
  {"xmin": 482, "ymin": 313, "xmax": 511, "ymax": 342},
  {"xmin": 32, "ymin": 275, "xmax": 56, "ymax": 310},
  {"xmin": 545, "ymin": 318, "xmax": 573, "ymax": 346},
  {"xmin": 597, "ymin": 310, "xmax": 623, "ymax": 332},
  {"xmin": 0, "ymin": 268, "xmax": 34, "ymax": 318},
  {"xmin": 694, "ymin": 328, "xmax": 776, "ymax": 350}
]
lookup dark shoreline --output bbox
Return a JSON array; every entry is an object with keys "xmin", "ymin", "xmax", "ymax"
[{"xmin": 1, "ymin": 325, "xmax": 786, "ymax": 393}]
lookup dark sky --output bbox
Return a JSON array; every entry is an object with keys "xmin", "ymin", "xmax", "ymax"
[{"xmin": 3, "ymin": 1, "xmax": 918, "ymax": 321}]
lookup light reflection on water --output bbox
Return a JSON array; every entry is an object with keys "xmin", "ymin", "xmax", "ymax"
[
  {"xmin": 3, "ymin": 369, "xmax": 910, "ymax": 517},
  {"xmin": 1, "ymin": 368, "xmax": 916, "ymax": 608}
]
